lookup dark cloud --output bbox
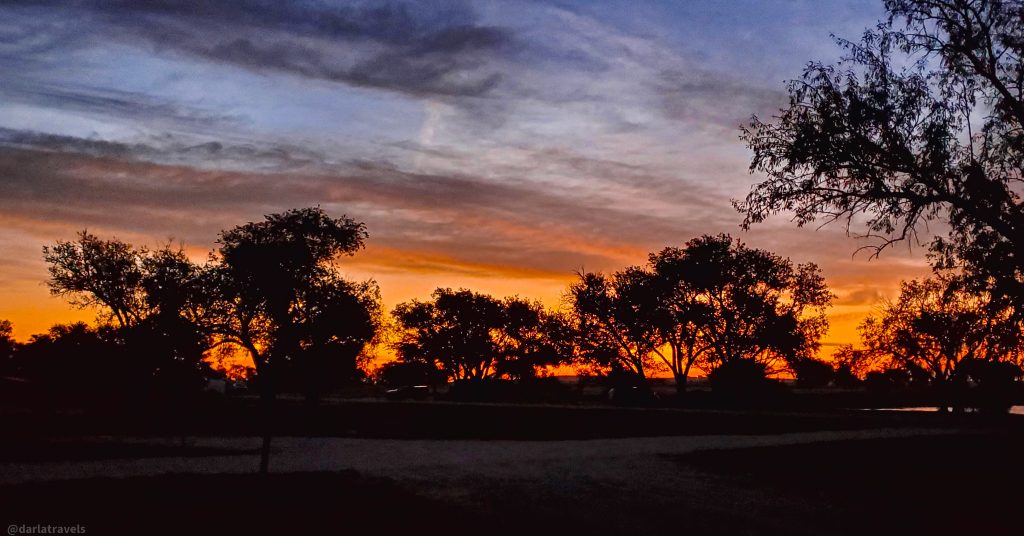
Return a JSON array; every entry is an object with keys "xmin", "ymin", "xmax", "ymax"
[
  {"xmin": 3, "ymin": 0, "xmax": 515, "ymax": 99},
  {"xmin": 0, "ymin": 79, "xmax": 240, "ymax": 131},
  {"xmin": 0, "ymin": 127, "xmax": 325, "ymax": 171}
]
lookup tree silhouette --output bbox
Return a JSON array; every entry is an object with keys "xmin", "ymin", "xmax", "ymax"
[
  {"xmin": 566, "ymin": 271, "xmax": 660, "ymax": 383},
  {"xmin": 204, "ymin": 207, "xmax": 377, "ymax": 395},
  {"xmin": 646, "ymin": 247, "xmax": 718, "ymax": 394},
  {"xmin": 792, "ymin": 358, "xmax": 836, "ymax": 388},
  {"xmin": 850, "ymin": 276, "xmax": 1023, "ymax": 410},
  {"xmin": 14, "ymin": 323, "xmax": 138, "ymax": 404},
  {"xmin": 201, "ymin": 207, "xmax": 377, "ymax": 472},
  {"xmin": 275, "ymin": 276, "xmax": 381, "ymax": 404},
  {"xmin": 567, "ymin": 235, "xmax": 831, "ymax": 395},
  {"xmin": 42, "ymin": 237, "xmax": 212, "ymax": 399},
  {"xmin": 567, "ymin": 254, "xmax": 711, "ymax": 394},
  {"xmin": 0, "ymin": 320, "xmax": 16, "ymax": 376},
  {"xmin": 44, "ymin": 232, "xmax": 147, "ymax": 328},
  {"xmin": 392, "ymin": 289, "xmax": 559, "ymax": 382},
  {"xmin": 376, "ymin": 360, "xmax": 446, "ymax": 389},
  {"xmin": 494, "ymin": 297, "xmax": 564, "ymax": 379},
  {"xmin": 664, "ymin": 235, "xmax": 832, "ymax": 377},
  {"xmin": 738, "ymin": 0, "xmax": 1024, "ymax": 313}
]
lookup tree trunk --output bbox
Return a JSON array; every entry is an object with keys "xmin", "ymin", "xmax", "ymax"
[
  {"xmin": 303, "ymin": 356, "xmax": 321, "ymax": 410},
  {"xmin": 259, "ymin": 383, "xmax": 273, "ymax": 475},
  {"xmin": 256, "ymin": 358, "xmax": 274, "ymax": 475},
  {"xmin": 673, "ymin": 372, "xmax": 688, "ymax": 397},
  {"xmin": 259, "ymin": 434, "xmax": 272, "ymax": 474}
]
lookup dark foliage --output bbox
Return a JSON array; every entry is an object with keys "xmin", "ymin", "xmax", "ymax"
[
  {"xmin": 392, "ymin": 288, "xmax": 561, "ymax": 381},
  {"xmin": 793, "ymin": 358, "xmax": 836, "ymax": 388},
  {"xmin": 738, "ymin": 0, "xmax": 1024, "ymax": 315},
  {"xmin": 209, "ymin": 207, "xmax": 380, "ymax": 403},
  {"xmin": 567, "ymin": 235, "xmax": 832, "ymax": 393},
  {"xmin": 707, "ymin": 358, "xmax": 780, "ymax": 403},
  {"xmin": 376, "ymin": 360, "xmax": 445, "ymax": 388}
]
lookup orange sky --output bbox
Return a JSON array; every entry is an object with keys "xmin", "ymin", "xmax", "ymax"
[{"xmin": 0, "ymin": 235, "xmax": 933, "ymax": 371}]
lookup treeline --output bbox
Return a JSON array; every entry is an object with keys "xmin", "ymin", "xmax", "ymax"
[
  {"xmin": 0, "ymin": 209, "xmax": 835, "ymax": 407},
  {"xmin": 3, "ymin": 207, "xmax": 1022, "ymax": 412},
  {"xmin": 833, "ymin": 276, "xmax": 1024, "ymax": 412},
  {"xmin": 2, "ymin": 208, "xmax": 380, "ymax": 408}
]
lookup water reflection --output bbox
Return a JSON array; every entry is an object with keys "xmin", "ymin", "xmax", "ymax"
[{"xmin": 869, "ymin": 406, "xmax": 1024, "ymax": 415}]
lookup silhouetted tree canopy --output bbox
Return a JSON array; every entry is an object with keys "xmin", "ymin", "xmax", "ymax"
[
  {"xmin": 738, "ymin": 0, "xmax": 1024, "ymax": 311},
  {"xmin": 392, "ymin": 288, "xmax": 560, "ymax": 381},
  {"xmin": 42, "ymin": 236, "xmax": 212, "ymax": 397},
  {"xmin": 376, "ymin": 360, "xmax": 446, "ymax": 388},
  {"xmin": 707, "ymin": 358, "xmax": 777, "ymax": 401},
  {"xmin": 44, "ymin": 232, "xmax": 148, "ymax": 328},
  {"xmin": 13, "ymin": 323, "xmax": 136, "ymax": 404},
  {"xmin": 567, "ymin": 235, "xmax": 832, "ymax": 392},
  {"xmin": 850, "ymin": 275, "xmax": 1024, "ymax": 409},
  {"xmin": 678, "ymin": 235, "xmax": 833, "ymax": 374},
  {"xmin": 0, "ymin": 319, "xmax": 16, "ymax": 374},
  {"xmin": 40, "ymin": 207, "xmax": 380, "ymax": 407},
  {"xmin": 566, "ymin": 270, "xmax": 661, "ymax": 380},
  {"xmin": 792, "ymin": 358, "xmax": 836, "ymax": 389},
  {"xmin": 202, "ymin": 207, "xmax": 379, "ymax": 402}
]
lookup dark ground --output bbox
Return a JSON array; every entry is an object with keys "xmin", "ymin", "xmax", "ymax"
[
  {"xmin": 676, "ymin": 431, "xmax": 1024, "ymax": 535},
  {"xmin": 2, "ymin": 432, "xmax": 1022, "ymax": 535},
  {"xmin": 2, "ymin": 401, "xmax": 1022, "ymax": 535},
  {"xmin": 2, "ymin": 396, "xmax": 1014, "ymax": 442}
]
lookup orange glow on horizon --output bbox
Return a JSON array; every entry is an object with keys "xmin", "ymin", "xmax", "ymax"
[{"xmin": 1, "ymin": 236, "xmax": 928, "ymax": 381}]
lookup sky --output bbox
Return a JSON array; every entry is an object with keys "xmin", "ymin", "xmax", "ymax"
[{"xmin": 0, "ymin": 0, "xmax": 934, "ymax": 352}]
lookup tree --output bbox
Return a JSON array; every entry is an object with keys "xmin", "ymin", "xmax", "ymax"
[
  {"xmin": 0, "ymin": 320, "xmax": 16, "ymax": 375},
  {"xmin": 737, "ymin": 0, "xmax": 1024, "ymax": 312},
  {"xmin": 204, "ymin": 207, "xmax": 378, "ymax": 404},
  {"xmin": 15, "ymin": 323, "xmax": 137, "ymax": 404},
  {"xmin": 669, "ymin": 235, "xmax": 833, "ymax": 377},
  {"xmin": 792, "ymin": 358, "xmax": 836, "ymax": 388},
  {"xmin": 376, "ymin": 360, "xmax": 445, "ymax": 388},
  {"xmin": 43, "ymin": 236, "xmax": 212, "ymax": 399},
  {"xmin": 566, "ymin": 236, "xmax": 831, "ymax": 395},
  {"xmin": 201, "ymin": 207, "xmax": 377, "ymax": 474},
  {"xmin": 565, "ymin": 271, "xmax": 661, "ymax": 382},
  {"xmin": 569, "ymin": 250, "xmax": 717, "ymax": 396},
  {"xmin": 392, "ymin": 288, "xmax": 558, "ymax": 381},
  {"xmin": 646, "ymin": 248, "xmax": 715, "ymax": 394},
  {"xmin": 494, "ymin": 297, "xmax": 565, "ymax": 379},
  {"xmin": 275, "ymin": 276, "xmax": 382, "ymax": 404},
  {"xmin": 851, "ymin": 276, "xmax": 1023, "ymax": 410},
  {"xmin": 44, "ymin": 232, "xmax": 146, "ymax": 328},
  {"xmin": 132, "ymin": 246, "xmax": 211, "ymax": 397}
]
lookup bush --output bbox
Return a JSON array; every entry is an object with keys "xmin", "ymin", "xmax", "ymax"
[
  {"xmin": 376, "ymin": 361, "xmax": 444, "ymax": 388},
  {"xmin": 959, "ymin": 360, "xmax": 1023, "ymax": 414},
  {"xmin": 864, "ymin": 369, "xmax": 911, "ymax": 394},
  {"xmin": 707, "ymin": 359, "xmax": 779, "ymax": 404},
  {"xmin": 792, "ymin": 359, "xmax": 834, "ymax": 389},
  {"xmin": 446, "ymin": 378, "xmax": 519, "ymax": 402},
  {"xmin": 445, "ymin": 377, "xmax": 573, "ymax": 403},
  {"xmin": 832, "ymin": 364, "xmax": 861, "ymax": 388}
]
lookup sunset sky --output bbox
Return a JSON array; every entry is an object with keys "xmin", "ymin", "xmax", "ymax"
[{"xmin": 0, "ymin": 0, "xmax": 934, "ymax": 352}]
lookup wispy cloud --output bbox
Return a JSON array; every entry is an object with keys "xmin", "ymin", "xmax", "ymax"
[
  {"xmin": 0, "ymin": 0, "xmax": 903, "ymax": 342},
  {"xmin": 3, "ymin": 0, "xmax": 515, "ymax": 100},
  {"xmin": 0, "ymin": 135, "xmax": 733, "ymax": 274}
]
